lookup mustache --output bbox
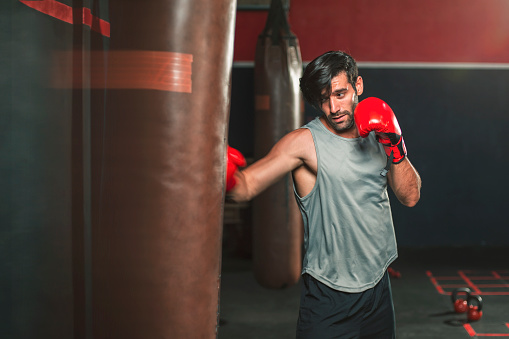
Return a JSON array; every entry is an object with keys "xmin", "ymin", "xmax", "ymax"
[{"xmin": 330, "ymin": 110, "xmax": 352, "ymax": 118}]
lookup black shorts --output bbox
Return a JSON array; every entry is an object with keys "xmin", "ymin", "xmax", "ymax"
[{"xmin": 296, "ymin": 271, "xmax": 395, "ymax": 339}]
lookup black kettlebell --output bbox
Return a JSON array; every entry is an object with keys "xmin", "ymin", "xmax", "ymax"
[
  {"xmin": 451, "ymin": 288, "xmax": 471, "ymax": 313},
  {"xmin": 467, "ymin": 294, "xmax": 483, "ymax": 322}
]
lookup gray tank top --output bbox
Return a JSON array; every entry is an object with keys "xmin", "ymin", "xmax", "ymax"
[{"xmin": 294, "ymin": 117, "xmax": 398, "ymax": 292}]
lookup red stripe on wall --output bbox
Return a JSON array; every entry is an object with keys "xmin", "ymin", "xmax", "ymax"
[
  {"xmin": 234, "ymin": 0, "xmax": 509, "ymax": 63},
  {"xmin": 19, "ymin": 0, "xmax": 110, "ymax": 37}
]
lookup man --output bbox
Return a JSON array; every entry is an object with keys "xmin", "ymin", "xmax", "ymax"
[{"xmin": 226, "ymin": 50, "xmax": 421, "ymax": 338}]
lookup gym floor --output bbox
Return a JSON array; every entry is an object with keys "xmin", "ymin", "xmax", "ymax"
[{"xmin": 218, "ymin": 247, "xmax": 509, "ymax": 339}]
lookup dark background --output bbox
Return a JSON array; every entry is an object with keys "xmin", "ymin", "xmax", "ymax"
[{"xmin": 229, "ymin": 65, "xmax": 509, "ymax": 247}]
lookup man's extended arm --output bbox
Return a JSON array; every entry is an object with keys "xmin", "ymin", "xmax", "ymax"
[{"xmin": 226, "ymin": 129, "xmax": 309, "ymax": 202}]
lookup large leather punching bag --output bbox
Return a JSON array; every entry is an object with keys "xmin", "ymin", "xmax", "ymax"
[
  {"xmin": 252, "ymin": 0, "xmax": 304, "ymax": 289},
  {"xmin": 91, "ymin": 1, "xmax": 236, "ymax": 338}
]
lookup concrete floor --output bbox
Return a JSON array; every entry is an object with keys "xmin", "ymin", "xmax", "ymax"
[{"xmin": 218, "ymin": 247, "xmax": 509, "ymax": 339}]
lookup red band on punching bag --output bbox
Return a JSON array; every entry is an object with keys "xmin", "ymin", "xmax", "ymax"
[
  {"xmin": 52, "ymin": 51, "xmax": 193, "ymax": 93},
  {"xmin": 103, "ymin": 51, "xmax": 193, "ymax": 92},
  {"xmin": 255, "ymin": 95, "xmax": 270, "ymax": 111}
]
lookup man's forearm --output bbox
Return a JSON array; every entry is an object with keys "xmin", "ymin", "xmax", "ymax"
[{"xmin": 388, "ymin": 158, "xmax": 421, "ymax": 207}]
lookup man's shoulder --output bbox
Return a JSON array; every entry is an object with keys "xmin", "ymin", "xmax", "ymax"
[
  {"xmin": 301, "ymin": 116, "xmax": 321, "ymax": 129},
  {"xmin": 273, "ymin": 127, "xmax": 315, "ymax": 162},
  {"xmin": 285, "ymin": 126, "xmax": 313, "ymax": 143}
]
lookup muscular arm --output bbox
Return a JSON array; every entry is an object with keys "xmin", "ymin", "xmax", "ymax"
[
  {"xmin": 387, "ymin": 157, "xmax": 421, "ymax": 207},
  {"xmin": 354, "ymin": 97, "xmax": 421, "ymax": 207},
  {"xmin": 227, "ymin": 128, "xmax": 313, "ymax": 202}
]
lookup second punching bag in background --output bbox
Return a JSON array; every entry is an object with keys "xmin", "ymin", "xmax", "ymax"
[{"xmin": 253, "ymin": 0, "xmax": 304, "ymax": 289}]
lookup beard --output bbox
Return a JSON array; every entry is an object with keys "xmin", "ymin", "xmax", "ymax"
[
  {"xmin": 325, "ymin": 100, "xmax": 358, "ymax": 133},
  {"xmin": 325, "ymin": 110, "xmax": 354, "ymax": 133}
]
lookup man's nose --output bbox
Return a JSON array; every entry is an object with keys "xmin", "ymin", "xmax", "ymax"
[{"xmin": 330, "ymin": 97, "xmax": 340, "ymax": 114}]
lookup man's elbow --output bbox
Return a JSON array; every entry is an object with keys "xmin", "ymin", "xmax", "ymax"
[
  {"xmin": 225, "ymin": 181, "xmax": 255, "ymax": 203},
  {"xmin": 400, "ymin": 192, "xmax": 420, "ymax": 207},
  {"xmin": 403, "ymin": 199, "xmax": 419, "ymax": 208}
]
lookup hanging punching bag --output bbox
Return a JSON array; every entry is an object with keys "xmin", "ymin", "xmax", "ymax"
[
  {"xmin": 252, "ymin": 0, "xmax": 304, "ymax": 289},
  {"xmin": 91, "ymin": 0, "xmax": 236, "ymax": 338}
]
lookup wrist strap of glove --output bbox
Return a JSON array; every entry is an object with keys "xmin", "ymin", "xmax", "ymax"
[
  {"xmin": 380, "ymin": 134, "xmax": 406, "ymax": 162},
  {"xmin": 379, "ymin": 141, "xmax": 406, "ymax": 177},
  {"xmin": 380, "ymin": 151, "xmax": 394, "ymax": 177}
]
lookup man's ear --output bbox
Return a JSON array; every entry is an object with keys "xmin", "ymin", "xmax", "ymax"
[{"xmin": 356, "ymin": 76, "xmax": 364, "ymax": 95}]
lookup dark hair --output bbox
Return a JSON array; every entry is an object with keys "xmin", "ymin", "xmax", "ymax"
[{"xmin": 299, "ymin": 51, "xmax": 359, "ymax": 110}]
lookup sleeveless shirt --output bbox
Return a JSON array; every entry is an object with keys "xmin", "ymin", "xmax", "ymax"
[{"xmin": 294, "ymin": 117, "xmax": 398, "ymax": 293}]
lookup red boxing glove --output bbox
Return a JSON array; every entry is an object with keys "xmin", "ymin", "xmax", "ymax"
[
  {"xmin": 226, "ymin": 146, "xmax": 246, "ymax": 192},
  {"xmin": 354, "ymin": 97, "xmax": 407, "ymax": 164}
]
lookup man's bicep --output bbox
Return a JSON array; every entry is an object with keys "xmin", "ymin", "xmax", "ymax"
[
  {"xmin": 240, "ymin": 132, "xmax": 305, "ymax": 199},
  {"xmin": 247, "ymin": 145, "xmax": 301, "ymax": 186}
]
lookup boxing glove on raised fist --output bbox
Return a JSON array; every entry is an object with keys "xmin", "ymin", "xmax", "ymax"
[
  {"xmin": 226, "ymin": 146, "xmax": 246, "ymax": 192},
  {"xmin": 354, "ymin": 97, "xmax": 407, "ymax": 164}
]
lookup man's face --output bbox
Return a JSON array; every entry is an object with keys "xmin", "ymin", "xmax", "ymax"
[{"xmin": 320, "ymin": 72, "xmax": 363, "ymax": 135}]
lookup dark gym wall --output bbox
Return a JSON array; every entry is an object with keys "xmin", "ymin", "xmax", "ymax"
[
  {"xmin": 229, "ymin": 1, "xmax": 509, "ymax": 247},
  {"xmin": 1, "ymin": 1, "xmax": 77, "ymax": 338},
  {"xmin": 361, "ymin": 67, "xmax": 509, "ymax": 247}
]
